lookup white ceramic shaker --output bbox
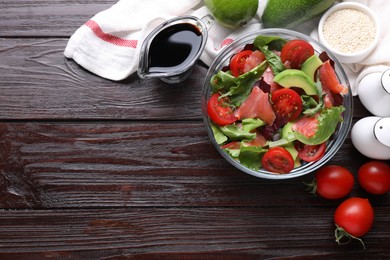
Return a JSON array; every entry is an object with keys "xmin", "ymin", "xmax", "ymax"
[
  {"xmin": 358, "ymin": 68, "xmax": 390, "ymax": 117},
  {"xmin": 351, "ymin": 117, "xmax": 390, "ymax": 160}
]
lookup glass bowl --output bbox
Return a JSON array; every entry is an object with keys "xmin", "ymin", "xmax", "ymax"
[{"xmin": 202, "ymin": 28, "xmax": 353, "ymax": 180}]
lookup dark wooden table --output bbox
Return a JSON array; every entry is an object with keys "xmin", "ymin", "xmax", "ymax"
[{"xmin": 1, "ymin": 1, "xmax": 389, "ymax": 259}]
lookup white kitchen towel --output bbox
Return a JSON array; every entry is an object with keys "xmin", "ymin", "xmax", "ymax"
[
  {"xmin": 64, "ymin": 0, "xmax": 266, "ymax": 81},
  {"xmin": 64, "ymin": 0, "xmax": 201, "ymax": 81},
  {"xmin": 311, "ymin": 0, "xmax": 390, "ymax": 95}
]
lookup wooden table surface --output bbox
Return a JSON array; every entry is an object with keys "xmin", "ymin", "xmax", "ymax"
[{"xmin": 1, "ymin": 1, "xmax": 389, "ymax": 259}]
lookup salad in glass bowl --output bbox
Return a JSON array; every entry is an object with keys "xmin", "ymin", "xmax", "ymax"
[{"xmin": 202, "ymin": 29, "xmax": 353, "ymax": 179}]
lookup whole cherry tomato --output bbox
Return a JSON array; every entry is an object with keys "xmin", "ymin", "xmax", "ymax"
[
  {"xmin": 358, "ymin": 161, "xmax": 390, "ymax": 195},
  {"xmin": 334, "ymin": 197, "xmax": 374, "ymax": 248},
  {"xmin": 306, "ymin": 165, "xmax": 354, "ymax": 199}
]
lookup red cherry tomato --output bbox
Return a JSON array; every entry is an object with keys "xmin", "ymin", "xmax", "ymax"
[
  {"xmin": 271, "ymin": 88, "xmax": 303, "ymax": 122},
  {"xmin": 207, "ymin": 93, "xmax": 236, "ymax": 126},
  {"xmin": 308, "ymin": 165, "xmax": 354, "ymax": 199},
  {"xmin": 319, "ymin": 60, "xmax": 347, "ymax": 95},
  {"xmin": 358, "ymin": 161, "xmax": 390, "ymax": 195},
  {"xmin": 334, "ymin": 197, "xmax": 374, "ymax": 248},
  {"xmin": 295, "ymin": 141, "xmax": 326, "ymax": 162},
  {"xmin": 229, "ymin": 50, "xmax": 253, "ymax": 77},
  {"xmin": 281, "ymin": 39, "xmax": 314, "ymax": 69},
  {"xmin": 262, "ymin": 147, "xmax": 294, "ymax": 174}
]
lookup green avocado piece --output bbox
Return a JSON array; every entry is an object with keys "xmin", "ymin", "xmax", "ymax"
[
  {"xmin": 301, "ymin": 55, "xmax": 323, "ymax": 82},
  {"xmin": 274, "ymin": 69, "xmax": 319, "ymax": 95},
  {"xmin": 261, "ymin": 0, "xmax": 335, "ymax": 29}
]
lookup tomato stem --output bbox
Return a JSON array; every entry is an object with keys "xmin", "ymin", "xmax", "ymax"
[
  {"xmin": 303, "ymin": 178, "xmax": 317, "ymax": 196},
  {"xmin": 334, "ymin": 225, "xmax": 366, "ymax": 250}
]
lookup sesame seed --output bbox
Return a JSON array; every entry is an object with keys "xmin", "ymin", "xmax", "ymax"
[{"xmin": 322, "ymin": 8, "xmax": 376, "ymax": 53}]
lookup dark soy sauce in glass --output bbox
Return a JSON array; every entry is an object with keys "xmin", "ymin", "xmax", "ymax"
[{"xmin": 147, "ymin": 23, "xmax": 203, "ymax": 73}]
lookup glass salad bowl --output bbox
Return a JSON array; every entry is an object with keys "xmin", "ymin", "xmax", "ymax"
[{"xmin": 202, "ymin": 28, "xmax": 353, "ymax": 179}]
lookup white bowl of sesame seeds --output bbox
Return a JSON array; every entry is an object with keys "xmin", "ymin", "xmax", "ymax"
[{"xmin": 318, "ymin": 2, "xmax": 380, "ymax": 64}]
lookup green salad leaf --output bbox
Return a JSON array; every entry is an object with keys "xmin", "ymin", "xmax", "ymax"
[
  {"xmin": 238, "ymin": 144, "xmax": 266, "ymax": 171},
  {"xmin": 253, "ymin": 35, "xmax": 287, "ymax": 51},
  {"xmin": 257, "ymin": 45, "xmax": 285, "ymax": 75},
  {"xmin": 302, "ymin": 94, "xmax": 324, "ymax": 116},
  {"xmin": 253, "ymin": 35, "xmax": 286, "ymax": 75},
  {"xmin": 211, "ymin": 122, "xmax": 228, "ymax": 145},
  {"xmin": 210, "ymin": 61, "xmax": 268, "ymax": 107},
  {"xmin": 294, "ymin": 106, "xmax": 345, "ymax": 145},
  {"xmin": 219, "ymin": 124, "xmax": 256, "ymax": 140}
]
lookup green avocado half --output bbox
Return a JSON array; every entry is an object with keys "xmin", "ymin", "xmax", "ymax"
[{"xmin": 262, "ymin": 0, "xmax": 336, "ymax": 28}]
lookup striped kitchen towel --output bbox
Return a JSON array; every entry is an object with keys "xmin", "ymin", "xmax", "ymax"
[{"xmin": 64, "ymin": 0, "xmax": 265, "ymax": 81}]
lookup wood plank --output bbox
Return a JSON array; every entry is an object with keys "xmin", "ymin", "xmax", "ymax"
[
  {"xmin": 0, "ymin": 38, "xmax": 207, "ymax": 120},
  {"xmin": 0, "ymin": 38, "xmax": 370, "ymax": 120},
  {"xmin": 1, "ymin": 122, "xmax": 383, "ymax": 209},
  {"xmin": 0, "ymin": 208, "xmax": 389, "ymax": 259},
  {"xmin": 0, "ymin": 1, "xmax": 115, "ymax": 37}
]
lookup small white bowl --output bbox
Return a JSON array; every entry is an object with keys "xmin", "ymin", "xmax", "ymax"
[{"xmin": 318, "ymin": 2, "xmax": 380, "ymax": 64}]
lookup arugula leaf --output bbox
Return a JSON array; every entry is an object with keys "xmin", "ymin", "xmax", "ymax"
[
  {"xmin": 210, "ymin": 71, "xmax": 238, "ymax": 93},
  {"xmin": 253, "ymin": 35, "xmax": 287, "ymax": 51},
  {"xmin": 258, "ymin": 45, "xmax": 285, "ymax": 76},
  {"xmin": 302, "ymin": 95, "xmax": 324, "ymax": 116},
  {"xmin": 219, "ymin": 61, "xmax": 268, "ymax": 107}
]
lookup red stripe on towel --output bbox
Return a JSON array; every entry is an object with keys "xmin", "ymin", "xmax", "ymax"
[{"xmin": 85, "ymin": 20, "xmax": 138, "ymax": 48}]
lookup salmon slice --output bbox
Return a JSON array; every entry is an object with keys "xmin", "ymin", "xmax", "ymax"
[
  {"xmin": 234, "ymin": 86, "xmax": 276, "ymax": 125},
  {"xmin": 292, "ymin": 115, "xmax": 319, "ymax": 138}
]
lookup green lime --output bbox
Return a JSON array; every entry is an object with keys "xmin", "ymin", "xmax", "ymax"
[{"xmin": 204, "ymin": 0, "xmax": 259, "ymax": 28}]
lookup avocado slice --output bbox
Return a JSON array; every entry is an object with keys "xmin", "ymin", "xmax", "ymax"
[
  {"xmin": 274, "ymin": 69, "xmax": 319, "ymax": 95},
  {"xmin": 301, "ymin": 55, "xmax": 323, "ymax": 82}
]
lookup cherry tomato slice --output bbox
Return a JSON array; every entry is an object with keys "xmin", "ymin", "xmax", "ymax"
[
  {"xmin": 319, "ymin": 60, "xmax": 347, "ymax": 95},
  {"xmin": 207, "ymin": 93, "xmax": 236, "ymax": 126},
  {"xmin": 295, "ymin": 141, "xmax": 326, "ymax": 162},
  {"xmin": 358, "ymin": 161, "xmax": 390, "ymax": 195},
  {"xmin": 230, "ymin": 50, "xmax": 253, "ymax": 77},
  {"xmin": 271, "ymin": 88, "xmax": 303, "ymax": 122},
  {"xmin": 281, "ymin": 39, "xmax": 314, "ymax": 69},
  {"xmin": 262, "ymin": 147, "xmax": 294, "ymax": 174}
]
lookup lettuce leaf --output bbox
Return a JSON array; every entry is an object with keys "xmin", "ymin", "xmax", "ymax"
[
  {"xmin": 210, "ymin": 61, "xmax": 268, "ymax": 107},
  {"xmin": 294, "ymin": 106, "xmax": 345, "ymax": 145}
]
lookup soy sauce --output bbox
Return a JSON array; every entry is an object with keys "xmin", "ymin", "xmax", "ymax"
[{"xmin": 147, "ymin": 23, "xmax": 203, "ymax": 73}]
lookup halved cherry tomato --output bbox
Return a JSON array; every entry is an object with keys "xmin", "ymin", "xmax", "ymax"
[
  {"xmin": 319, "ymin": 60, "xmax": 347, "ymax": 95},
  {"xmin": 308, "ymin": 165, "xmax": 354, "ymax": 199},
  {"xmin": 230, "ymin": 50, "xmax": 253, "ymax": 77},
  {"xmin": 295, "ymin": 141, "xmax": 326, "ymax": 162},
  {"xmin": 207, "ymin": 93, "xmax": 236, "ymax": 126},
  {"xmin": 262, "ymin": 147, "xmax": 294, "ymax": 174},
  {"xmin": 271, "ymin": 88, "xmax": 303, "ymax": 122},
  {"xmin": 358, "ymin": 161, "xmax": 390, "ymax": 195},
  {"xmin": 281, "ymin": 39, "xmax": 314, "ymax": 69},
  {"xmin": 334, "ymin": 197, "xmax": 374, "ymax": 248}
]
